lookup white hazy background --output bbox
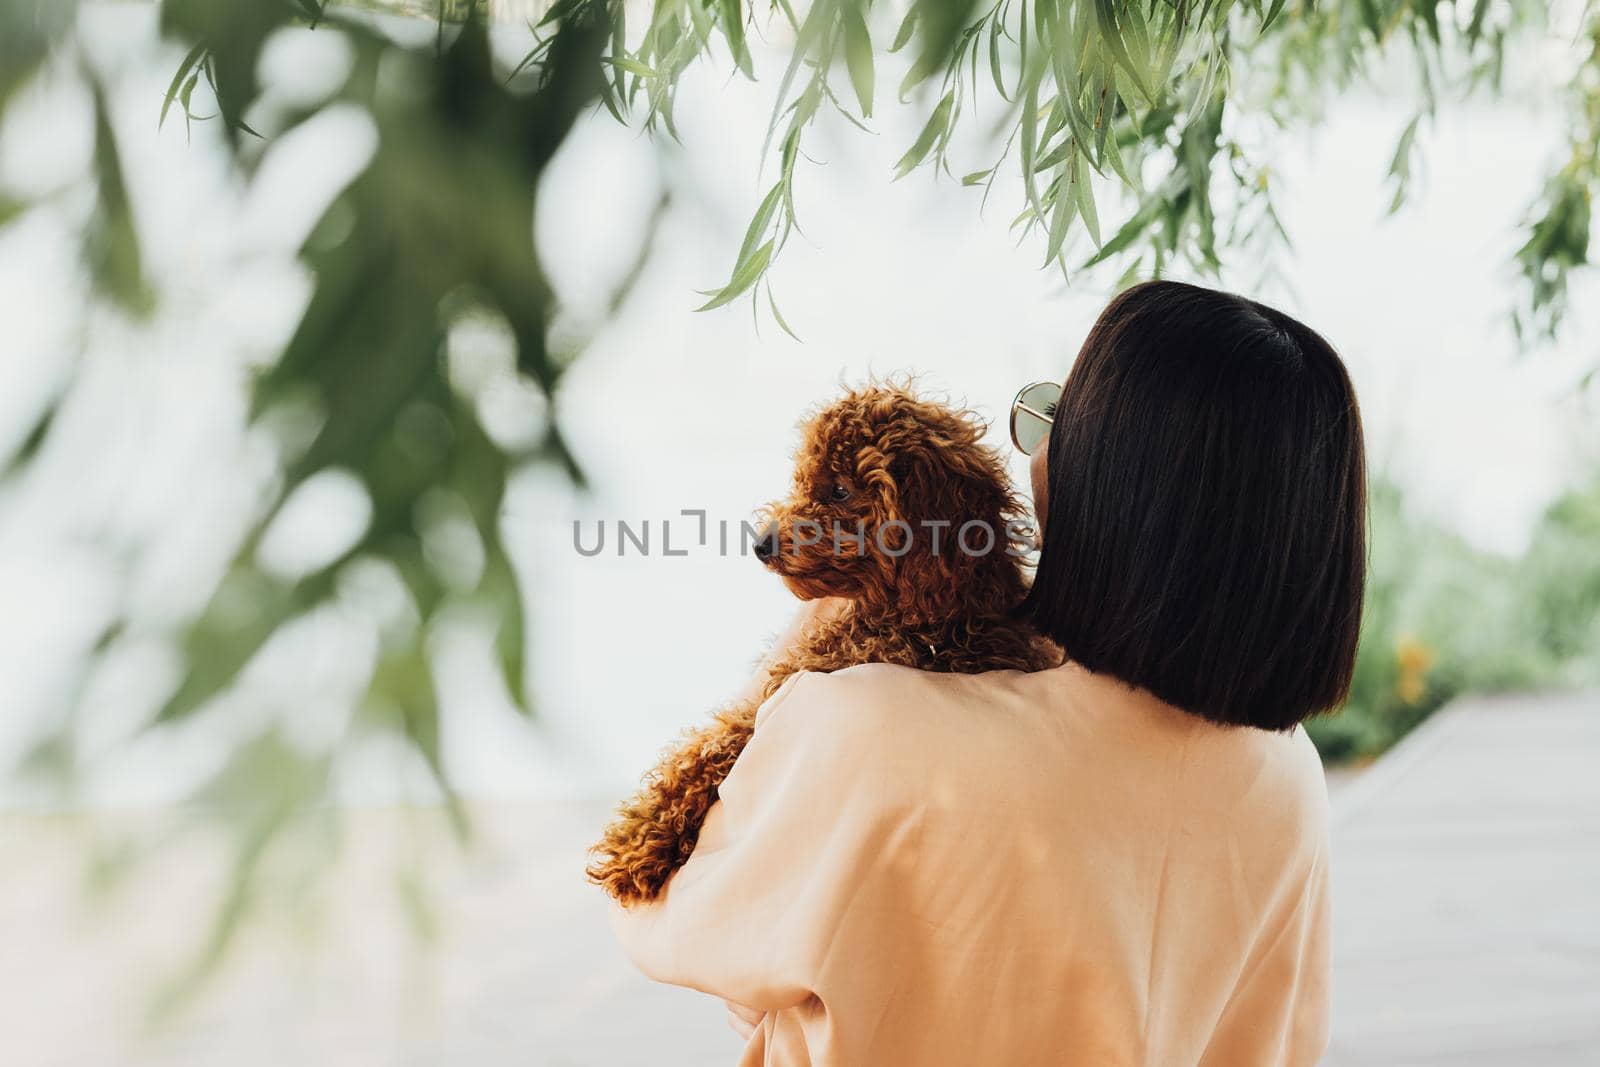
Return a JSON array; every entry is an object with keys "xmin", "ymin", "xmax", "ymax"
[{"xmin": 0, "ymin": 2, "xmax": 1596, "ymax": 810}]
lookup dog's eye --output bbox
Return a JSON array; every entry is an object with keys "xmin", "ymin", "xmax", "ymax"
[{"xmin": 829, "ymin": 484, "xmax": 851, "ymax": 503}]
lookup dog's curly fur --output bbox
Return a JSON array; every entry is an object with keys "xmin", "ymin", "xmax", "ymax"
[{"xmin": 587, "ymin": 382, "xmax": 1061, "ymax": 906}]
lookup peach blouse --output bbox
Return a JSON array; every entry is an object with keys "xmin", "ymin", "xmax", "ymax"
[{"xmin": 611, "ymin": 660, "xmax": 1331, "ymax": 1066}]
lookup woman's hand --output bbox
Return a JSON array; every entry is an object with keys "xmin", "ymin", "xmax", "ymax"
[{"xmin": 724, "ymin": 999, "xmax": 766, "ymax": 1040}]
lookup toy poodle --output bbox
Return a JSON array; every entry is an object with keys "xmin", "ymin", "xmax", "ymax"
[{"xmin": 587, "ymin": 382, "xmax": 1061, "ymax": 906}]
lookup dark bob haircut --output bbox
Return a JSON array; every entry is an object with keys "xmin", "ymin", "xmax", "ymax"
[{"xmin": 1022, "ymin": 280, "xmax": 1367, "ymax": 731}]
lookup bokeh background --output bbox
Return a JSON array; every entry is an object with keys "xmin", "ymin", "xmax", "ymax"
[{"xmin": 1, "ymin": 1, "xmax": 1597, "ymax": 1064}]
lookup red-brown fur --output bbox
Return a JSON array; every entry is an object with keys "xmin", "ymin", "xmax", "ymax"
[{"xmin": 587, "ymin": 382, "xmax": 1061, "ymax": 905}]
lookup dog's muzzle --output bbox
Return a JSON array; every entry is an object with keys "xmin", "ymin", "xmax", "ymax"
[{"xmin": 753, "ymin": 522, "xmax": 779, "ymax": 565}]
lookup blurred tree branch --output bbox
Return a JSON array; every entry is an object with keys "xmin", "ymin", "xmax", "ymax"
[{"xmin": 0, "ymin": 0, "xmax": 624, "ymax": 994}]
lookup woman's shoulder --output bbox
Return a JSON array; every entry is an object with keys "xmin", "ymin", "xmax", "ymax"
[
  {"xmin": 741, "ymin": 664, "xmax": 1034, "ymax": 822},
  {"xmin": 752, "ymin": 661, "xmax": 1074, "ymax": 783},
  {"xmin": 758, "ymin": 660, "xmax": 1050, "ymax": 727},
  {"xmin": 748, "ymin": 662, "xmax": 1329, "ymax": 869},
  {"xmin": 753, "ymin": 662, "xmax": 931, "ymax": 735}
]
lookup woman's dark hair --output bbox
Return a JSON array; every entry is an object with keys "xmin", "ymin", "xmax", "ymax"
[{"xmin": 1022, "ymin": 280, "xmax": 1367, "ymax": 731}]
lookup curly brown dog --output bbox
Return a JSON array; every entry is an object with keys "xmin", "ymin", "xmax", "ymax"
[{"xmin": 587, "ymin": 382, "xmax": 1061, "ymax": 906}]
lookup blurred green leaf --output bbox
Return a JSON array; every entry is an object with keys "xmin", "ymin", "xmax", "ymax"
[
  {"xmin": 720, "ymin": 0, "xmax": 748, "ymax": 73},
  {"xmin": 893, "ymin": 89, "xmax": 953, "ymax": 177},
  {"xmin": 1386, "ymin": 113, "xmax": 1423, "ymax": 214},
  {"xmin": 0, "ymin": 0, "xmax": 77, "ymax": 106},
  {"xmin": 0, "ymin": 192, "xmax": 23, "ymax": 230},
  {"xmin": 602, "ymin": 55, "xmax": 661, "ymax": 77},
  {"xmin": 85, "ymin": 77, "xmax": 153, "ymax": 317},
  {"xmin": 0, "ymin": 396, "xmax": 58, "ymax": 481},
  {"xmin": 889, "ymin": 7, "xmax": 916, "ymax": 52},
  {"xmin": 841, "ymin": 0, "xmax": 874, "ymax": 117},
  {"xmin": 1261, "ymin": 0, "xmax": 1290, "ymax": 35}
]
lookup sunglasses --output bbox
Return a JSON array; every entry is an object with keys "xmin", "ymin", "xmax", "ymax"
[{"xmin": 1009, "ymin": 380, "xmax": 1060, "ymax": 455}]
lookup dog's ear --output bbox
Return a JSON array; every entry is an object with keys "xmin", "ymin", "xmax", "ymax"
[
  {"xmin": 848, "ymin": 398, "xmax": 1023, "ymax": 624},
  {"xmin": 887, "ymin": 412, "xmax": 1024, "ymax": 624},
  {"xmin": 892, "ymin": 529, "xmax": 965, "ymax": 625},
  {"xmin": 851, "ymin": 434, "xmax": 903, "ymax": 526}
]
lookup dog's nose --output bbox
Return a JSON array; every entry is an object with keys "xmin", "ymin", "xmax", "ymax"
[{"xmin": 754, "ymin": 523, "xmax": 778, "ymax": 563}]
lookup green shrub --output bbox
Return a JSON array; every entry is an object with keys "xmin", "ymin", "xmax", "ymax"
[{"xmin": 1307, "ymin": 473, "xmax": 1600, "ymax": 764}]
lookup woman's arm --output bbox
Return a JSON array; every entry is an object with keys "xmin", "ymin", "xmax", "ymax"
[
  {"xmin": 681, "ymin": 596, "xmax": 850, "ymax": 1039},
  {"xmin": 608, "ymin": 667, "xmax": 901, "ymax": 1014}
]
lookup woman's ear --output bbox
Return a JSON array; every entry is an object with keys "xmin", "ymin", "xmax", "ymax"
[{"xmin": 1030, "ymin": 439, "xmax": 1050, "ymax": 527}]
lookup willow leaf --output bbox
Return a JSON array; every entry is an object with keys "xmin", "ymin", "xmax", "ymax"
[
  {"xmin": 1261, "ymin": 0, "xmax": 1288, "ymax": 34},
  {"xmin": 738, "ymin": 183, "xmax": 785, "ymax": 268},
  {"xmin": 1092, "ymin": 0, "xmax": 1155, "ymax": 102},
  {"xmin": 768, "ymin": 285, "xmax": 802, "ymax": 341},
  {"xmin": 160, "ymin": 42, "xmax": 207, "ymax": 131},
  {"xmin": 720, "ymin": 0, "xmax": 752, "ymax": 77},
  {"xmin": 602, "ymin": 56, "xmax": 661, "ymax": 77},
  {"xmin": 1073, "ymin": 150, "xmax": 1101, "ymax": 247},
  {"xmin": 1020, "ymin": 84, "xmax": 1041, "ymax": 218},
  {"xmin": 1044, "ymin": 172, "xmax": 1079, "ymax": 265},
  {"xmin": 841, "ymin": 1, "xmax": 875, "ymax": 117},
  {"xmin": 1082, "ymin": 196, "xmax": 1161, "ymax": 268},
  {"xmin": 697, "ymin": 239, "xmax": 775, "ymax": 311},
  {"xmin": 890, "ymin": 7, "xmax": 918, "ymax": 52},
  {"xmin": 988, "ymin": 15, "xmax": 1009, "ymax": 101},
  {"xmin": 893, "ymin": 90, "xmax": 954, "ymax": 178}
]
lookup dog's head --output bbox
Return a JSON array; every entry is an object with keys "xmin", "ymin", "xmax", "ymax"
[{"xmin": 755, "ymin": 382, "xmax": 1032, "ymax": 625}]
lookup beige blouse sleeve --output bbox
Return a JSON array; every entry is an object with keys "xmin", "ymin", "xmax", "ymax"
[{"xmin": 608, "ymin": 671, "xmax": 897, "ymax": 1012}]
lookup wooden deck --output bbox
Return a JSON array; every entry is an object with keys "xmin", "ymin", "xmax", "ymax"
[{"xmin": 1324, "ymin": 690, "xmax": 1600, "ymax": 1066}]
